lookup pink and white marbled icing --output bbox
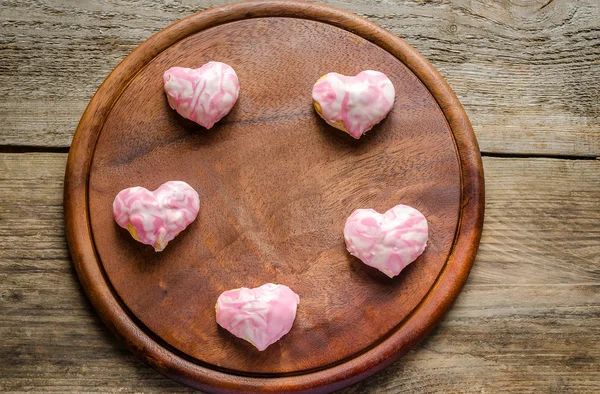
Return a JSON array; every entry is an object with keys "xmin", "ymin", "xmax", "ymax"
[
  {"xmin": 312, "ymin": 70, "xmax": 395, "ymax": 139},
  {"xmin": 344, "ymin": 204, "xmax": 428, "ymax": 278},
  {"xmin": 163, "ymin": 62, "xmax": 240, "ymax": 129},
  {"xmin": 113, "ymin": 181, "xmax": 200, "ymax": 252},
  {"xmin": 216, "ymin": 283, "xmax": 300, "ymax": 351}
]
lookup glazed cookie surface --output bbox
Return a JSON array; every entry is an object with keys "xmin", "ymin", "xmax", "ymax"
[
  {"xmin": 216, "ymin": 283, "xmax": 300, "ymax": 351},
  {"xmin": 312, "ymin": 70, "xmax": 395, "ymax": 138},
  {"xmin": 163, "ymin": 62, "xmax": 240, "ymax": 129},
  {"xmin": 112, "ymin": 181, "xmax": 200, "ymax": 252},
  {"xmin": 344, "ymin": 204, "xmax": 428, "ymax": 278}
]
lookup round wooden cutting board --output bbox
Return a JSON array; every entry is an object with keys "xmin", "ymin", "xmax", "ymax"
[{"xmin": 64, "ymin": 1, "xmax": 484, "ymax": 393}]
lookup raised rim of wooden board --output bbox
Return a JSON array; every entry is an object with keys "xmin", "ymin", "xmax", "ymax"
[{"xmin": 64, "ymin": 1, "xmax": 485, "ymax": 392}]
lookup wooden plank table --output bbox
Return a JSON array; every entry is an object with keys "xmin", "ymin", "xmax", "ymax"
[{"xmin": 1, "ymin": 1, "xmax": 598, "ymax": 392}]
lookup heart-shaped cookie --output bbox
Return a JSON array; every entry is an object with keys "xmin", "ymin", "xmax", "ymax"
[
  {"xmin": 216, "ymin": 283, "xmax": 300, "ymax": 351},
  {"xmin": 113, "ymin": 181, "xmax": 200, "ymax": 252},
  {"xmin": 163, "ymin": 62, "xmax": 240, "ymax": 129},
  {"xmin": 344, "ymin": 204, "xmax": 428, "ymax": 278},
  {"xmin": 312, "ymin": 70, "xmax": 395, "ymax": 139}
]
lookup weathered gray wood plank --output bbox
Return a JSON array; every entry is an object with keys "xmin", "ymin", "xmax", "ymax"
[
  {"xmin": 0, "ymin": 153, "xmax": 598, "ymax": 392},
  {"xmin": 0, "ymin": 0, "xmax": 598, "ymax": 156}
]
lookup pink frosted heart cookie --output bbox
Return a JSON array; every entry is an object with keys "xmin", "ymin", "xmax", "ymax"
[
  {"xmin": 113, "ymin": 181, "xmax": 200, "ymax": 252},
  {"xmin": 163, "ymin": 62, "xmax": 240, "ymax": 129},
  {"xmin": 344, "ymin": 204, "xmax": 428, "ymax": 278},
  {"xmin": 216, "ymin": 283, "xmax": 300, "ymax": 351},
  {"xmin": 312, "ymin": 70, "xmax": 395, "ymax": 139}
]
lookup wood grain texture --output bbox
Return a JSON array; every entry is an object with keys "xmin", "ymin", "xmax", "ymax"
[
  {"xmin": 1, "ymin": 0, "xmax": 598, "ymax": 392},
  {"xmin": 63, "ymin": 3, "xmax": 483, "ymax": 391},
  {"xmin": 1, "ymin": 153, "xmax": 598, "ymax": 392},
  {"xmin": 1, "ymin": 0, "xmax": 599, "ymax": 156},
  {"xmin": 86, "ymin": 15, "xmax": 465, "ymax": 375}
]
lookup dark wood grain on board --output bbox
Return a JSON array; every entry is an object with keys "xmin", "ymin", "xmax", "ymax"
[
  {"xmin": 64, "ymin": 1, "xmax": 483, "ymax": 393},
  {"xmin": 90, "ymin": 16, "xmax": 462, "ymax": 374},
  {"xmin": 1, "ymin": 154, "xmax": 598, "ymax": 393}
]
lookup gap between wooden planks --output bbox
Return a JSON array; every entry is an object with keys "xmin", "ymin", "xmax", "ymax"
[
  {"xmin": 0, "ymin": 153, "xmax": 598, "ymax": 393},
  {"xmin": 0, "ymin": 0, "xmax": 599, "ymax": 157}
]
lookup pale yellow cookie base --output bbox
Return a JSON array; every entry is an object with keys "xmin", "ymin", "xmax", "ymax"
[
  {"xmin": 125, "ymin": 223, "xmax": 140, "ymax": 241},
  {"xmin": 125, "ymin": 222, "xmax": 170, "ymax": 251},
  {"xmin": 313, "ymin": 74, "xmax": 351, "ymax": 136},
  {"xmin": 313, "ymin": 99, "xmax": 349, "ymax": 133}
]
